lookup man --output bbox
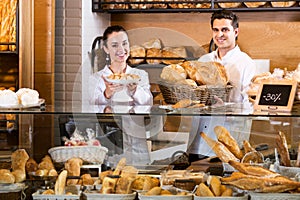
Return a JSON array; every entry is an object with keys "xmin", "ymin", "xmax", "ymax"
[{"xmin": 188, "ymin": 10, "xmax": 256, "ymax": 162}]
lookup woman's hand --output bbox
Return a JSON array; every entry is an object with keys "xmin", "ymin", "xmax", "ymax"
[
  {"xmin": 127, "ymin": 83, "xmax": 137, "ymax": 96},
  {"xmin": 103, "ymin": 76, "xmax": 123, "ymax": 99}
]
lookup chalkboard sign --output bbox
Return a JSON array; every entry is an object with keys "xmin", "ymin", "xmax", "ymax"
[{"xmin": 254, "ymin": 80, "xmax": 297, "ymax": 112}]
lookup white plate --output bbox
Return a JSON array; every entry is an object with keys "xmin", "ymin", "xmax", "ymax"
[{"xmin": 0, "ymin": 98, "xmax": 45, "ymax": 109}]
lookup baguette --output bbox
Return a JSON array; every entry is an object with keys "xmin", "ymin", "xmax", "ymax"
[
  {"xmin": 200, "ymin": 132, "xmax": 238, "ymax": 163},
  {"xmin": 54, "ymin": 170, "xmax": 68, "ymax": 195},
  {"xmin": 214, "ymin": 126, "xmax": 244, "ymax": 160},
  {"xmin": 275, "ymin": 131, "xmax": 291, "ymax": 167}
]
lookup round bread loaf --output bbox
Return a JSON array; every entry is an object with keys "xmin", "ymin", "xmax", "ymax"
[{"xmin": 160, "ymin": 64, "xmax": 187, "ymax": 82}]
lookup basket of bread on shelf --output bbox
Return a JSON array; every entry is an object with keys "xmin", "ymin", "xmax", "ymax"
[
  {"xmin": 158, "ymin": 60, "xmax": 233, "ymax": 107},
  {"xmin": 248, "ymin": 64, "xmax": 300, "ymax": 102},
  {"xmin": 198, "ymin": 124, "xmax": 300, "ymax": 199}
]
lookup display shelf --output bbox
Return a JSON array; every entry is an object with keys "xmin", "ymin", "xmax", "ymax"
[{"xmin": 92, "ymin": 0, "xmax": 300, "ymax": 13}]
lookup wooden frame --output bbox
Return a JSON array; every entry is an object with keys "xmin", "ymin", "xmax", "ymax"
[{"xmin": 254, "ymin": 80, "xmax": 297, "ymax": 112}]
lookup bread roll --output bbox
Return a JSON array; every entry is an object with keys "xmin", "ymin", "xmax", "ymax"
[
  {"xmin": 42, "ymin": 189, "xmax": 55, "ymax": 195},
  {"xmin": 65, "ymin": 158, "xmax": 83, "ymax": 185},
  {"xmin": 12, "ymin": 169, "xmax": 26, "ymax": 183},
  {"xmin": 244, "ymin": 2, "xmax": 266, "ymax": 7},
  {"xmin": 271, "ymin": 1, "xmax": 295, "ymax": 7},
  {"xmin": 25, "ymin": 158, "xmax": 38, "ymax": 173},
  {"xmin": 218, "ymin": 2, "xmax": 241, "ymax": 8},
  {"xmin": 55, "ymin": 170, "xmax": 68, "ymax": 195},
  {"xmin": 38, "ymin": 155, "xmax": 55, "ymax": 171},
  {"xmin": 101, "ymin": 176, "xmax": 118, "ymax": 194},
  {"xmin": 48, "ymin": 168, "xmax": 58, "ymax": 177},
  {"xmin": 214, "ymin": 126, "xmax": 244, "ymax": 160},
  {"xmin": 146, "ymin": 48, "xmax": 162, "ymax": 64},
  {"xmin": 129, "ymin": 45, "xmax": 145, "ymax": 65},
  {"xmin": 81, "ymin": 174, "xmax": 94, "ymax": 185},
  {"xmin": 160, "ymin": 64, "xmax": 187, "ymax": 82},
  {"xmin": 162, "ymin": 46, "xmax": 187, "ymax": 65},
  {"xmin": 0, "ymin": 169, "xmax": 15, "ymax": 184},
  {"xmin": 11, "ymin": 149, "xmax": 29, "ymax": 172},
  {"xmin": 35, "ymin": 169, "xmax": 49, "ymax": 176},
  {"xmin": 196, "ymin": 183, "xmax": 214, "ymax": 197},
  {"xmin": 142, "ymin": 38, "xmax": 162, "ymax": 49}
]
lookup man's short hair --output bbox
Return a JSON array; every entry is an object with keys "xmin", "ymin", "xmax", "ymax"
[{"xmin": 210, "ymin": 10, "xmax": 239, "ymax": 29}]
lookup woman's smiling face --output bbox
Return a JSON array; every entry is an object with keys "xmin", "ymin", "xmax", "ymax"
[{"xmin": 104, "ymin": 31, "xmax": 130, "ymax": 64}]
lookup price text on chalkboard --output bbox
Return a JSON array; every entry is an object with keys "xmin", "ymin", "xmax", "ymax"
[
  {"xmin": 258, "ymin": 84, "xmax": 292, "ymax": 106},
  {"xmin": 254, "ymin": 80, "xmax": 297, "ymax": 112}
]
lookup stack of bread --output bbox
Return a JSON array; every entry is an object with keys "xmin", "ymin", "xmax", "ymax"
[
  {"xmin": 0, "ymin": 0, "xmax": 17, "ymax": 51},
  {"xmin": 129, "ymin": 38, "xmax": 187, "ymax": 65},
  {"xmin": 160, "ymin": 60, "xmax": 228, "ymax": 87}
]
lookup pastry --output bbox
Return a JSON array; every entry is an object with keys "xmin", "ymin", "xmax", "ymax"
[
  {"xmin": 244, "ymin": 2, "xmax": 266, "ymax": 7},
  {"xmin": 271, "ymin": 1, "xmax": 296, "ymax": 7},
  {"xmin": 12, "ymin": 169, "xmax": 26, "ymax": 183},
  {"xmin": 81, "ymin": 174, "xmax": 94, "ymax": 185},
  {"xmin": 214, "ymin": 126, "xmax": 244, "ymax": 159}
]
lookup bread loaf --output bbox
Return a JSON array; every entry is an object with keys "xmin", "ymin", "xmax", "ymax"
[
  {"xmin": 101, "ymin": 176, "xmax": 118, "ymax": 194},
  {"xmin": 146, "ymin": 48, "xmax": 162, "ymax": 64},
  {"xmin": 162, "ymin": 46, "xmax": 187, "ymax": 65},
  {"xmin": 160, "ymin": 64, "xmax": 187, "ymax": 82},
  {"xmin": 271, "ymin": 1, "xmax": 295, "ymax": 7},
  {"xmin": 276, "ymin": 131, "xmax": 291, "ymax": 167},
  {"xmin": 65, "ymin": 158, "xmax": 83, "ymax": 185},
  {"xmin": 38, "ymin": 155, "xmax": 55, "ymax": 171},
  {"xmin": 218, "ymin": 2, "xmax": 241, "ymax": 8},
  {"xmin": 129, "ymin": 45, "xmax": 145, "ymax": 65},
  {"xmin": 25, "ymin": 158, "xmax": 38, "ymax": 173},
  {"xmin": 0, "ymin": 169, "xmax": 15, "ymax": 184},
  {"xmin": 11, "ymin": 149, "xmax": 29, "ymax": 172},
  {"xmin": 244, "ymin": 2, "xmax": 266, "ymax": 7},
  {"xmin": 142, "ymin": 38, "xmax": 161, "ymax": 49},
  {"xmin": 12, "ymin": 169, "xmax": 26, "ymax": 183},
  {"xmin": 181, "ymin": 61, "xmax": 228, "ymax": 86}
]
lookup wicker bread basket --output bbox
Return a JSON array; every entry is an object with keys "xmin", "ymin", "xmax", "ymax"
[
  {"xmin": 158, "ymin": 80, "xmax": 233, "ymax": 105},
  {"xmin": 48, "ymin": 146, "xmax": 108, "ymax": 164}
]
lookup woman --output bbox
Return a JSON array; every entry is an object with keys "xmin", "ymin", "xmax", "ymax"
[
  {"xmin": 89, "ymin": 25, "xmax": 158, "ymax": 165},
  {"xmin": 89, "ymin": 25, "xmax": 153, "ymax": 106}
]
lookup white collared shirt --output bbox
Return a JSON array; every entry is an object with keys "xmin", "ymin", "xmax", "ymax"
[{"xmin": 198, "ymin": 45, "xmax": 256, "ymax": 103}]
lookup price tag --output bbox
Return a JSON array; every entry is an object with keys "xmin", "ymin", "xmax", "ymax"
[{"xmin": 254, "ymin": 80, "xmax": 297, "ymax": 112}]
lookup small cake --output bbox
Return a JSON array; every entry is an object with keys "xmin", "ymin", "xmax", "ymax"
[
  {"xmin": 0, "ymin": 89, "xmax": 19, "ymax": 106},
  {"xmin": 16, "ymin": 88, "xmax": 39, "ymax": 106}
]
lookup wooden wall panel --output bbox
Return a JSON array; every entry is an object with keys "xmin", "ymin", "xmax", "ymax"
[{"xmin": 112, "ymin": 12, "xmax": 300, "ymax": 72}]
